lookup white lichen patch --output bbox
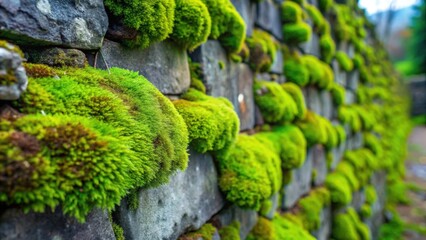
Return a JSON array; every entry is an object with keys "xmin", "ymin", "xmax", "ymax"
[
  {"xmin": 36, "ymin": 0, "xmax": 52, "ymax": 15},
  {"xmin": 72, "ymin": 18, "xmax": 94, "ymax": 45}
]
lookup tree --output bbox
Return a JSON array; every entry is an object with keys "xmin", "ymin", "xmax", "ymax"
[{"xmin": 410, "ymin": 0, "xmax": 426, "ymax": 74}]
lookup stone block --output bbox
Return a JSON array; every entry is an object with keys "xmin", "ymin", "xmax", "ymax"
[
  {"xmin": 236, "ymin": 64, "xmax": 256, "ymax": 131},
  {"xmin": 320, "ymin": 90, "xmax": 333, "ymax": 119},
  {"xmin": 345, "ymin": 89, "xmax": 356, "ymax": 105},
  {"xmin": 0, "ymin": 46, "xmax": 27, "ymax": 100},
  {"xmin": 94, "ymin": 39, "xmax": 190, "ymax": 95},
  {"xmin": 262, "ymin": 193, "xmax": 280, "ymax": 220},
  {"xmin": 312, "ymin": 207, "xmax": 331, "ymax": 240},
  {"xmin": 351, "ymin": 189, "xmax": 365, "ymax": 212},
  {"xmin": 330, "ymin": 143, "xmax": 346, "ymax": 170},
  {"xmin": 28, "ymin": 48, "xmax": 86, "ymax": 68},
  {"xmin": 346, "ymin": 70, "xmax": 359, "ymax": 91},
  {"xmin": 332, "ymin": 60, "xmax": 347, "ymax": 86},
  {"xmin": 115, "ymin": 150, "xmax": 225, "ymax": 240},
  {"xmin": 312, "ymin": 145, "xmax": 327, "ymax": 187},
  {"xmin": 0, "ymin": 0, "xmax": 107, "ymax": 49},
  {"xmin": 255, "ymin": 0, "xmax": 283, "ymax": 40},
  {"xmin": 301, "ymin": 33, "xmax": 320, "ymax": 57},
  {"xmin": 348, "ymin": 44, "xmax": 355, "ymax": 58},
  {"xmin": 211, "ymin": 205, "xmax": 258, "ymax": 239},
  {"xmin": 231, "ymin": 0, "xmax": 256, "ymax": 37},
  {"xmin": 366, "ymin": 171, "xmax": 386, "ymax": 240},
  {"xmin": 306, "ymin": 86, "xmax": 322, "ymax": 115},
  {"xmin": 337, "ymin": 41, "xmax": 348, "ymax": 53},
  {"xmin": 353, "ymin": 132, "xmax": 363, "ymax": 150},
  {"xmin": 282, "ymin": 149, "xmax": 313, "ymax": 209},
  {"xmin": 270, "ymin": 49, "xmax": 283, "ymax": 74},
  {"xmin": 0, "ymin": 208, "xmax": 114, "ymax": 240}
]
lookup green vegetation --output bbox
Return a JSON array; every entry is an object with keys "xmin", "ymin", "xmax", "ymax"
[
  {"xmin": 23, "ymin": 63, "xmax": 57, "ymax": 78},
  {"xmin": 246, "ymin": 29, "xmax": 278, "ymax": 72},
  {"xmin": 281, "ymin": 82, "xmax": 307, "ymax": 119},
  {"xmin": 281, "ymin": 1, "xmax": 304, "ymax": 23},
  {"xmin": 305, "ymin": 4, "xmax": 325, "ymax": 34},
  {"xmin": 181, "ymin": 223, "xmax": 217, "ymax": 240},
  {"xmin": 273, "ymin": 214, "xmax": 315, "ymax": 240},
  {"xmin": 331, "ymin": 208, "xmax": 371, "ymax": 240},
  {"xmin": 283, "ymin": 22, "xmax": 312, "ymax": 45},
  {"xmin": 297, "ymin": 187, "xmax": 331, "ymax": 231},
  {"xmin": 319, "ymin": 0, "xmax": 333, "ymax": 13},
  {"xmin": 331, "ymin": 83, "xmax": 346, "ymax": 106},
  {"xmin": 408, "ymin": 0, "xmax": 426, "ymax": 74},
  {"xmin": 320, "ymin": 34, "xmax": 336, "ymax": 64},
  {"xmin": 296, "ymin": 111, "xmax": 329, "ymax": 146},
  {"xmin": 247, "ymin": 217, "xmax": 275, "ymax": 240},
  {"xmin": 219, "ymin": 221, "xmax": 241, "ymax": 240},
  {"xmin": 283, "ymin": 57, "xmax": 310, "ymax": 86},
  {"xmin": 336, "ymin": 51, "xmax": 354, "ymax": 72}
]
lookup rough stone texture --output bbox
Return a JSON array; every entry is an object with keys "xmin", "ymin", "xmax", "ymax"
[
  {"xmin": 270, "ymin": 49, "xmax": 283, "ymax": 74},
  {"xmin": 0, "ymin": 208, "xmax": 114, "ymax": 240},
  {"xmin": 0, "ymin": 47, "xmax": 27, "ymax": 100},
  {"xmin": 94, "ymin": 39, "xmax": 190, "ymax": 95},
  {"xmin": 346, "ymin": 70, "xmax": 359, "ymax": 91},
  {"xmin": 115, "ymin": 150, "xmax": 225, "ymax": 240},
  {"xmin": 211, "ymin": 205, "xmax": 258, "ymax": 239},
  {"xmin": 351, "ymin": 189, "xmax": 366, "ymax": 212},
  {"xmin": 263, "ymin": 193, "xmax": 280, "ymax": 220},
  {"xmin": 255, "ymin": 0, "xmax": 283, "ymax": 40},
  {"xmin": 332, "ymin": 60, "xmax": 347, "ymax": 86},
  {"xmin": 408, "ymin": 75, "xmax": 426, "ymax": 116},
  {"xmin": 282, "ymin": 149, "xmax": 313, "ymax": 209},
  {"xmin": 312, "ymin": 145, "xmax": 327, "ymax": 187},
  {"xmin": 28, "ymin": 48, "xmax": 86, "ymax": 68},
  {"xmin": 352, "ymin": 132, "xmax": 363, "ymax": 150},
  {"xmin": 348, "ymin": 44, "xmax": 355, "ymax": 58},
  {"xmin": 301, "ymin": 32, "xmax": 320, "ymax": 57},
  {"xmin": 231, "ymin": 0, "xmax": 256, "ymax": 37},
  {"xmin": 330, "ymin": 143, "xmax": 346, "ymax": 170},
  {"xmin": 312, "ymin": 207, "xmax": 331, "ymax": 240},
  {"xmin": 337, "ymin": 41, "xmax": 348, "ymax": 53},
  {"xmin": 306, "ymin": 86, "xmax": 322, "ymax": 115},
  {"xmin": 254, "ymin": 105, "xmax": 265, "ymax": 126},
  {"xmin": 345, "ymin": 89, "xmax": 356, "ymax": 105},
  {"xmin": 366, "ymin": 171, "xmax": 386, "ymax": 240},
  {"xmin": 190, "ymin": 41, "xmax": 256, "ymax": 131},
  {"xmin": 0, "ymin": 0, "xmax": 107, "ymax": 50},
  {"xmin": 320, "ymin": 90, "xmax": 333, "ymax": 119}
]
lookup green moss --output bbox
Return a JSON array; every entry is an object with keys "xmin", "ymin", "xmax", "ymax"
[
  {"xmin": 360, "ymin": 204, "xmax": 372, "ymax": 219},
  {"xmin": 219, "ymin": 221, "xmax": 241, "ymax": 240},
  {"xmin": 201, "ymin": 0, "xmax": 246, "ymax": 53},
  {"xmin": 23, "ymin": 63, "xmax": 57, "ymax": 78},
  {"xmin": 281, "ymin": 1, "xmax": 304, "ymax": 23},
  {"xmin": 364, "ymin": 133, "xmax": 383, "ymax": 158},
  {"xmin": 0, "ymin": 114, "xmax": 132, "ymax": 222},
  {"xmin": 247, "ymin": 217, "xmax": 275, "ymax": 240},
  {"xmin": 325, "ymin": 172, "xmax": 352, "ymax": 205},
  {"xmin": 112, "ymin": 222, "xmax": 125, "ymax": 240},
  {"xmin": 318, "ymin": 0, "xmax": 333, "ymax": 12},
  {"xmin": 353, "ymin": 53, "xmax": 364, "ymax": 69},
  {"xmin": 296, "ymin": 111, "xmax": 328, "ymax": 147},
  {"xmin": 297, "ymin": 187, "xmax": 331, "ymax": 231},
  {"xmin": 338, "ymin": 106, "xmax": 362, "ymax": 132},
  {"xmin": 319, "ymin": 34, "xmax": 336, "ymax": 64},
  {"xmin": 331, "ymin": 83, "xmax": 346, "ymax": 106},
  {"xmin": 334, "ymin": 124, "xmax": 346, "ymax": 145},
  {"xmin": 217, "ymin": 134, "xmax": 281, "ymax": 210},
  {"xmin": 218, "ymin": 61, "xmax": 225, "ymax": 69},
  {"xmin": 335, "ymin": 51, "xmax": 354, "ymax": 72},
  {"xmin": 182, "ymin": 223, "xmax": 217, "ymax": 240},
  {"xmin": 273, "ymin": 214, "xmax": 315, "ymax": 240},
  {"xmin": 283, "ymin": 22, "xmax": 312, "ymax": 45},
  {"xmin": 171, "ymin": 0, "xmax": 211, "ymax": 50},
  {"xmin": 331, "ymin": 212, "xmax": 359, "ymax": 240},
  {"xmin": 253, "ymin": 80, "xmax": 298, "ymax": 124},
  {"xmin": 246, "ymin": 29, "xmax": 278, "ymax": 72},
  {"xmin": 283, "ymin": 58, "xmax": 310, "ymax": 86},
  {"xmin": 105, "ymin": 0, "xmax": 176, "ymax": 48},
  {"xmin": 281, "ymin": 82, "xmax": 307, "ymax": 119},
  {"xmin": 174, "ymin": 88, "xmax": 238, "ymax": 153},
  {"xmin": 305, "ymin": 4, "xmax": 325, "ymax": 34},
  {"xmin": 323, "ymin": 119, "xmax": 339, "ymax": 150},
  {"xmin": 0, "ymin": 40, "xmax": 24, "ymax": 57},
  {"xmin": 260, "ymin": 199, "xmax": 273, "ymax": 217},
  {"xmin": 335, "ymin": 161, "xmax": 360, "ymax": 192},
  {"xmin": 302, "ymin": 55, "xmax": 333, "ymax": 89}
]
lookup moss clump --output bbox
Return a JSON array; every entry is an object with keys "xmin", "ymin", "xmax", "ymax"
[
  {"xmin": 104, "ymin": 0, "xmax": 175, "ymax": 48},
  {"xmin": 171, "ymin": 0, "xmax": 211, "ymax": 50},
  {"xmin": 188, "ymin": 59, "xmax": 206, "ymax": 93},
  {"xmin": 283, "ymin": 22, "xmax": 312, "ymax": 45},
  {"xmin": 281, "ymin": 1, "xmax": 304, "ymax": 23},
  {"xmin": 335, "ymin": 161, "xmax": 360, "ymax": 192},
  {"xmin": 365, "ymin": 185, "xmax": 378, "ymax": 204},
  {"xmin": 281, "ymin": 82, "xmax": 307, "ymax": 119},
  {"xmin": 273, "ymin": 214, "xmax": 315, "ymax": 240},
  {"xmin": 353, "ymin": 53, "xmax": 364, "ymax": 69},
  {"xmin": 174, "ymin": 88, "xmax": 238, "ymax": 153},
  {"xmin": 219, "ymin": 221, "xmax": 241, "ymax": 240},
  {"xmin": 325, "ymin": 172, "xmax": 352, "ymax": 205},
  {"xmin": 180, "ymin": 223, "xmax": 217, "ymax": 240},
  {"xmin": 335, "ymin": 51, "xmax": 354, "ymax": 72},
  {"xmin": 331, "ymin": 83, "xmax": 346, "ymax": 106},
  {"xmin": 297, "ymin": 187, "xmax": 331, "ymax": 231},
  {"xmin": 253, "ymin": 80, "xmax": 298, "ymax": 124},
  {"xmin": 283, "ymin": 58, "xmax": 310, "ymax": 86},
  {"xmin": 334, "ymin": 124, "xmax": 347, "ymax": 145},
  {"xmin": 246, "ymin": 29, "xmax": 278, "ymax": 72},
  {"xmin": 331, "ymin": 212, "xmax": 359, "ymax": 240},
  {"xmin": 247, "ymin": 217, "xmax": 275, "ymax": 240},
  {"xmin": 319, "ymin": 0, "xmax": 333, "ymax": 12},
  {"xmin": 217, "ymin": 134, "xmax": 282, "ymax": 210},
  {"xmin": 363, "ymin": 133, "xmax": 383, "ymax": 157},
  {"xmin": 14, "ymin": 67, "xmax": 189, "ymax": 189},
  {"xmin": 302, "ymin": 55, "xmax": 334, "ymax": 89},
  {"xmin": 23, "ymin": 63, "xmax": 56, "ymax": 78},
  {"xmin": 305, "ymin": 4, "xmax": 325, "ymax": 34},
  {"xmin": 338, "ymin": 106, "xmax": 362, "ymax": 132},
  {"xmin": 201, "ymin": 0, "xmax": 246, "ymax": 53},
  {"xmin": 296, "ymin": 111, "xmax": 328, "ymax": 147},
  {"xmin": 0, "ymin": 40, "xmax": 24, "ymax": 57},
  {"xmin": 360, "ymin": 204, "xmax": 372, "ymax": 218},
  {"xmin": 0, "ymin": 115, "xmax": 132, "ymax": 222},
  {"xmin": 112, "ymin": 222, "xmax": 125, "ymax": 240},
  {"xmin": 320, "ymin": 34, "xmax": 336, "ymax": 64}
]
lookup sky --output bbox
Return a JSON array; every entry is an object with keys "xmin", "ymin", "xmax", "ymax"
[{"xmin": 359, "ymin": 0, "xmax": 420, "ymax": 14}]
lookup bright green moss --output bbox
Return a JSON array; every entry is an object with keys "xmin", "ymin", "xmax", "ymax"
[
  {"xmin": 174, "ymin": 88, "xmax": 238, "ymax": 153},
  {"xmin": 335, "ymin": 51, "xmax": 354, "ymax": 72},
  {"xmin": 188, "ymin": 59, "xmax": 206, "ymax": 93},
  {"xmin": 296, "ymin": 111, "xmax": 328, "ymax": 147},
  {"xmin": 171, "ymin": 0, "xmax": 211, "ymax": 50},
  {"xmin": 112, "ymin": 222, "xmax": 125, "ymax": 240},
  {"xmin": 246, "ymin": 29, "xmax": 278, "ymax": 72},
  {"xmin": 260, "ymin": 199, "xmax": 273, "ymax": 217},
  {"xmin": 323, "ymin": 119, "xmax": 338, "ymax": 150},
  {"xmin": 281, "ymin": 82, "xmax": 307, "ymax": 119},
  {"xmin": 23, "ymin": 63, "xmax": 56, "ymax": 78},
  {"xmin": 219, "ymin": 221, "xmax": 241, "ymax": 240},
  {"xmin": 14, "ymin": 67, "xmax": 189, "ymax": 189},
  {"xmin": 253, "ymin": 80, "xmax": 298, "ymax": 124},
  {"xmin": 347, "ymin": 208, "xmax": 372, "ymax": 240},
  {"xmin": 334, "ymin": 124, "xmax": 347, "ymax": 145},
  {"xmin": 302, "ymin": 56, "xmax": 333, "ymax": 89},
  {"xmin": 352, "ymin": 53, "xmax": 364, "ymax": 69},
  {"xmin": 318, "ymin": 0, "xmax": 333, "ymax": 12},
  {"xmin": 338, "ymin": 106, "xmax": 362, "ymax": 132},
  {"xmin": 335, "ymin": 161, "xmax": 360, "ymax": 191},
  {"xmin": 283, "ymin": 22, "xmax": 312, "ymax": 45},
  {"xmin": 273, "ymin": 214, "xmax": 315, "ymax": 240},
  {"xmin": 331, "ymin": 213, "xmax": 359, "ymax": 240},
  {"xmin": 201, "ymin": 0, "xmax": 246, "ymax": 53},
  {"xmin": 217, "ymin": 134, "xmax": 281, "ymax": 210},
  {"xmin": 247, "ymin": 217, "xmax": 275, "ymax": 240},
  {"xmin": 365, "ymin": 185, "xmax": 377, "ymax": 204},
  {"xmin": 0, "ymin": 114, "xmax": 132, "ymax": 222},
  {"xmin": 297, "ymin": 187, "xmax": 331, "ymax": 231},
  {"xmin": 319, "ymin": 34, "xmax": 336, "ymax": 64},
  {"xmin": 364, "ymin": 132, "xmax": 383, "ymax": 157},
  {"xmin": 360, "ymin": 204, "xmax": 372, "ymax": 218},
  {"xmin": 104, "ymin": 0, "xmax": 175, "ymax": 48},
  {"xmin": 325, "ymin": 172, "xmax": 352, "ymax": 205},
  {"xmin": 281, "ymin": 1, "xmax": 304, "ymax": 23},
  {"xmin": 331, "ymin": 83, "xmax": 346, "ymax": 106},
  {"xmin": 305, "ymin": 4, "xmax": 325, "ymax": 34},
  {"xmin": 283, "ymin": 58, "xmax": 310, "ymax": 86},
  {"xmin": 182, "ymin": 223, "xmax": 217, "ymax": 240}
]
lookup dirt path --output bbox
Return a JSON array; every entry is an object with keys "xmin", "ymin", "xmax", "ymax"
[{"xmin": 398, "ymin": 126, "xmax": 426, "ymax": 240}]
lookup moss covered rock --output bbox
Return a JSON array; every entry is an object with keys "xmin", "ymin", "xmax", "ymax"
[
  {"xmin": 283, "ymin": 22, "xmax": 312, "ymax": 45},
  {"xmin": 246, "ymin": 29, "xmax": 278, "ymax": 72}
]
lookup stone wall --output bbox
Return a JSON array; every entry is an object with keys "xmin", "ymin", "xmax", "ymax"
[
  {"xmin": 408, "ymin": 75, "xmax": 426, "ymax": 116},
  {"xmin": 0, "ymin": 0, "xmax": 410, "ymax": 240}
]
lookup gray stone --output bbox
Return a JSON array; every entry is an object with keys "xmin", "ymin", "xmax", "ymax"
[
  {"xmin": 366, "ymin": 171, "xmax": 386, "ymax": 240},
  {"xmin": 0, "ymin": 46, "xmax": 28, "ymax": 100},
  {"xmin": 29, "ymin": 48, "xmax": 86, "ymax": 68},
  {"xmin": 312, "ymin": 207, "xmax": 331, "ymax": 240},
  {"xmin": 262, "ymin": 193, "xmax": 280, "ymax": 220},
  {"xmin": 211, "ymin": 205, "xmax": 258, "ymax": 239},
  {"xmin": 0, "ymin": 0, "xmax": 107, "ymax": 49},
  {"xmin": 95, "ymin": 39, "xmax": 190, "ymax": 95},
  {"xmin": 330, "ymin": 143, "xmax": 346, "ymax": 170},
  {"xmin": 337, "ymin": 41, "xmax": 349, "ymax": 53},
  {"xmin": 236, "ymin": 64, "xmax": 256, "ymax": 131},
  {"xmin": 282, "ymin": 149, "xmax": 313, "ymax": 209},
  {"xmin": 301, "ymin": 33, "xmax": 320, "ymax": 57},
  {"xmin": 0, "ymin": 208, "xmax": 114, "ymax": 240},
  {"xmin": 115, "ymin": 150, "xmax": 225, "ymax": 240},
  {"xmin": 351, "ymin": 189, "xmax": 366, "ymax": 212},
  {"xmin": 255, "ymin": 0, "xmax": 283, "ymax": 40},
  {"xmin": 346, "ymin": 70, "xmax": 359, "ymax": 91},
  {"xmin": 306, "ymin": 86, "xmax": 322, "ymax": 115},
  {"xmin": 353, "ymin": 132, "xmax": 363, "ymax": 150},
  {"xmin": 270, "ymin": 49, "xmax": 283, "ymax": 74},
  {"xmin": 345, "ymin": 89, "xmax": 356, "ymax": 105},
  {"xmin": 320, "ymin": 90, "xmax": 333, "ymax": 119},
  {"xmin": 348, "ymin": 44, "xmax": 355, "ymax": 58},
  {"xmin": 408, "ymin": 75, "xmax": 426, "ymax": 116},
  {"xmin": 231, "ymin": 0, "xmax": 256, "ymax": 37},
  {"xmin": 332, "ymin": 60, "xmax": 347, "ymax": 86},
  {"xmin": 254, "ymin": 105, "xmax": 265, "ymax": 126},
  {"xmin": 312, "ymin": 145, "xmax": 327, "ymax": 187}
]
